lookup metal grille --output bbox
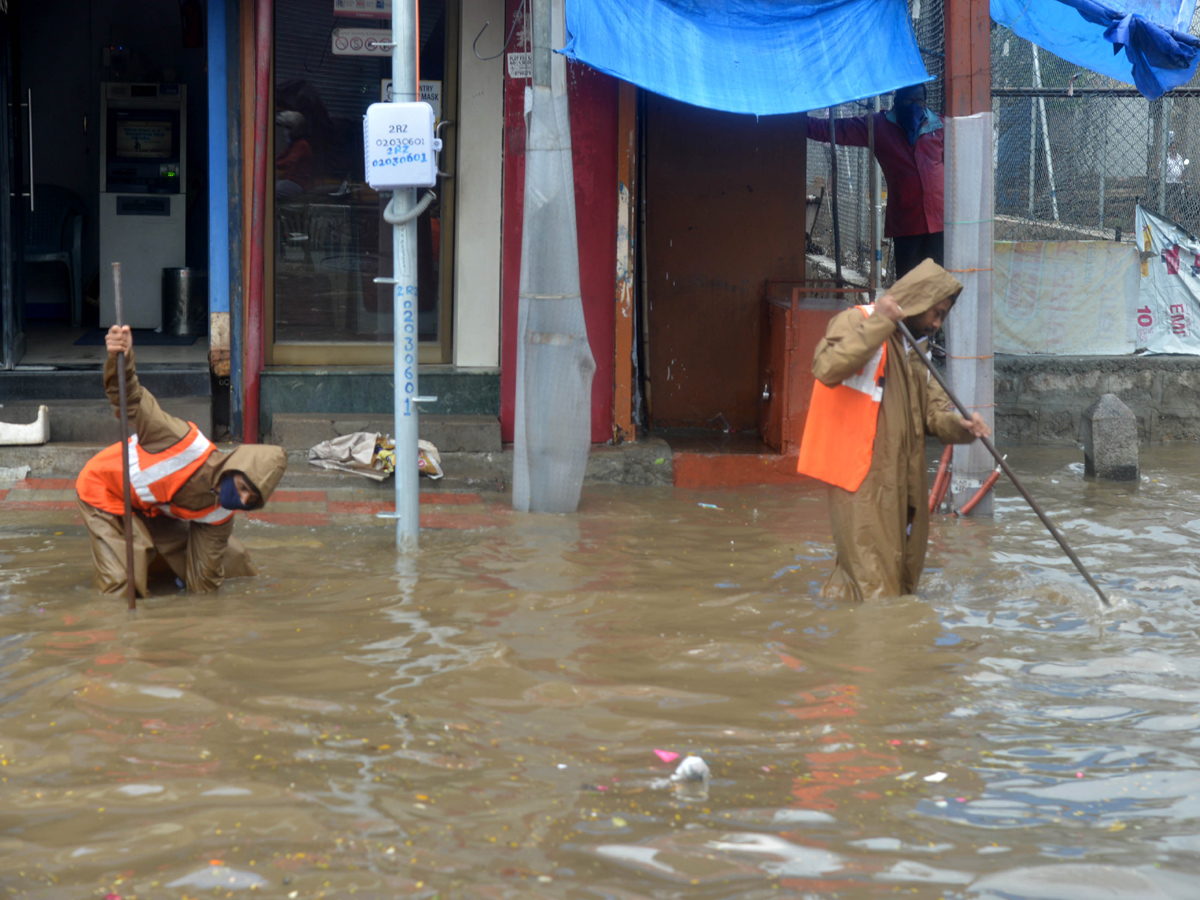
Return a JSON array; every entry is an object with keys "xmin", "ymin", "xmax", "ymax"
[
  {"xmin": 805, "ymin": 0, "xmax": 945, "ymax": 287},
  {"xmin": 992, "ymin": 15, "xmax": 1200, "ymax": 244}
]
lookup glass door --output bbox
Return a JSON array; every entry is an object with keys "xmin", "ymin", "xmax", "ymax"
[
  {"xmin": 0, "ymin": 6, "xmax": 26, "ymax": 371},
  {"xmin": 267, "ymin": 0, "xmax": 456, "ymax": 366}
]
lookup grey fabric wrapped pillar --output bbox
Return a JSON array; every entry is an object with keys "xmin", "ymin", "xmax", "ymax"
[{"xmin": 512, "ymin": 0, "xmax": 596, "ymax": 514}]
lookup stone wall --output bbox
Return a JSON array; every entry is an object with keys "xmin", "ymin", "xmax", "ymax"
[{"xmin": 996, "ymin": 355, "xmax": 1200, "ymax": 445}]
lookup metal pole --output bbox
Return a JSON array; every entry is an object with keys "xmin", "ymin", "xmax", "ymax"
[
  {"xmin": 1099, "ymin": 99, "xmax": 1107, "ymax": 230},
  {"xmin": 827, "ymin": 106, "xmax": 843, "ymax": 285},
  {"xmin": 869, "ymin": 96, "xmax": 881, "ymax": 295},
  {"xmin": 391, "ymin": 1, "xmax": 420, "ymax": 550},
  {"xmin": 112, "ymin": 263, "xmax": 136, "ymax": 610},
  {"xmin": 1032, "ymin": 47, "xmax": 1059, "ymax": 221},
  {"xmin": 898, "ymin": 320, "xmax": 1110, "ymax": 608},
  {"xmin": 1159, "ymin": 97, "xmax": 1172, "ymax": 215},
  {"xmin": 1028, "ymin": 93, "xmax": 1036, "ymax": 217}
]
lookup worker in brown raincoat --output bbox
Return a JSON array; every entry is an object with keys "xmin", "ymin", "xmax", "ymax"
[
  {"xmin": 75, "ymin": 326, "xmax": 288, "ymax": 597},
  {"xmin": 797, "ymin": 260, "xmax": 991, "ymax": 601}
]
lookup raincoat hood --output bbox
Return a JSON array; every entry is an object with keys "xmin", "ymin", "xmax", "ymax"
[
  {"xmin": 210, "ymin": 444, "xmax": 288, "ymax": 511},
  {"xmin": 887, "ymin": 258, "xmax": 962, "ymax": 316}
]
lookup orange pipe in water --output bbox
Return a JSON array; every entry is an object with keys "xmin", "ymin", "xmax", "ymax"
[
  {"xmin": 929, "ymin": 445, "xmax": 953, "ymax": 514},
  {"xmin": 958, "ymin": 467, "xmax": 1002, "ymax": 516}
]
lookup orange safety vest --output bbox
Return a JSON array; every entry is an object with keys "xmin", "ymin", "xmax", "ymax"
[
  {"xmin": 77, "ymin": 423, "xmax": 234, "ymax": 525},
  {"xmin": 796, "ymin": 305, "xmax": 888, "ymax": 492}
]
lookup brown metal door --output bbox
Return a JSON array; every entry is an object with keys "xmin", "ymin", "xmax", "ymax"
[{"xmin": 644, "ymin": 94, "xmax": 807, "ymax": 430}]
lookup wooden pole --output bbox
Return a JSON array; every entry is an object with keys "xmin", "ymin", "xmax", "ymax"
[
  {"xmin": 112, "ymin": 262, "xmax": 136, "ymax": 610},
  {"xmin": 613, "ymin": 80, "xmax": 638, "ymax": 443}
]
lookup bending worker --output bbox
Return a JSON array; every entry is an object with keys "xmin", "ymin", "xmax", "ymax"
[
  {"xmin": 76, "ymin": 326, "xmax": 287, "ymax": 597},
  {"xmin": 797, "ymin": 260, "xmax": 990, "ymax": 602},
  {"xmin": 805, "ymin": 83, "xmax": 943, "ymax": 279}
]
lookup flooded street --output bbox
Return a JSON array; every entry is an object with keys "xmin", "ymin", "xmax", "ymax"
[{"xmin": 5, "ymin": 445, "xmax": 1200, "ymax": 899}]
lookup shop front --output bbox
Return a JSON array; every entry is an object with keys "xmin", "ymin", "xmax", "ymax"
[
  {"xmin": 0, "ymin": 0, "xmax": 214, "ymax": 434},
  {"xmin": 250, "ymin": 0, "xmax": 505, "ymax": 440}
]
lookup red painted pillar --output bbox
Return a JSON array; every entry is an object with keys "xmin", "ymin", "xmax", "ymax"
[
  {"xmin": 244, "ymin": 0, "xmax": 272, "ymax": 444},
  {"xmin": 945, "ymin": 0, "xmax": 991, "ymax": 117}
]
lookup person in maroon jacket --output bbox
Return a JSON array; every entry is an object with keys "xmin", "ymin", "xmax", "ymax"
[{"xmin": 806, "ymin": 84, "xmax": 944, "ymax": 279}]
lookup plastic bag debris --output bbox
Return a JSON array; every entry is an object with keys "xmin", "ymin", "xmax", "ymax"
[
  {"xmin": 670, "ymin": 754, "xmax": 711, "ymax": 801},
  {"xmin": 308, "ymin": 432, "xmax": 442, "ymax": 481},
  {"xmin": 417, "ymin": 439, "xmax": 443, "ymax": 479},
  {"xmin": 0, "ymin": 464, "xmax": 31, "ymax": 484}
]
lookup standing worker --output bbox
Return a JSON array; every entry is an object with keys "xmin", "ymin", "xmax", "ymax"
[
  {"xmin": 76, "ymin": 326, "xmax": 288, "ymax": 597},
  {"xmin": 806, "ymin": 84, "xmax": 944, "ymax": 279},
  {"xmin": 797, "ymin": 261, "xmax": 990, "ymax": 602}
]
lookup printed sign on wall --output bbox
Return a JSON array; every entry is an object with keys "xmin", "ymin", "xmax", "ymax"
[
  {"xmin": 332, "ymin": 28, "xmax": 391, "ymax": 56},
  {"xmin": 334, "ymin": 0, "xmax": 390, "ymax": 19},
  {"xmin": 380, "ymin": 80, "xmax": 441, "ymax": 120}
]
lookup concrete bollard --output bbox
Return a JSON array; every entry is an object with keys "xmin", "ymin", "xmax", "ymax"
[{"xmin": 1081, "ymin": 393, "xmax": 1138, "ymax": 481}]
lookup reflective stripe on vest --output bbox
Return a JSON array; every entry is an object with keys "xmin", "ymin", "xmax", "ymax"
[
  {"xmin": 153, "ymin": 502, "xmax": 235, "ymax": 525},
  {"xmin": 76, "ymin": 422, "xmax": 224, "ymax": 520},
  {"xmin": 796, "ymin": 305, "xmax": 888, "ymax": 492},
  {"xmin": 128, "ymin": 427, "xmax": 214, "ymax": 505}
]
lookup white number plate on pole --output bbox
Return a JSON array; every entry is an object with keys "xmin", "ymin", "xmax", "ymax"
[{"xmin": 363, "ymin": 101, "xmax": 439, "ymax": 190}]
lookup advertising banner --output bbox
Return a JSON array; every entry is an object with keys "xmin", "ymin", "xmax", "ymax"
[
  {"xmin": 1134, "ymin": 204, "xmax": 1200, "ymax": 354},
  {"xmin": 994, "ymin": 240, "xmax": 1139, "ymax": 355}
]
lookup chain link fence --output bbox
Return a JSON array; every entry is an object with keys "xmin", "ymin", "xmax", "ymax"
[
  {"xmin": 807, "ymin": 4, "xmax": 1200, "ymax": 281},
  {"xmin": 805, "ymin": 0, "xmax": 945, "ymax": 287},
  {"xmin": 993, "ymin": 23, "xmax": 1200, "ymax": 244}
]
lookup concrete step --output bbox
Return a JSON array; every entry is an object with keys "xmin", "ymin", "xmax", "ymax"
[
  {"xmin": 0, "ymin": 366, "xmax": 211, "ymax": 401},
  {"xmin": 267, "ymin": 412, "xmax": 502, "ymax": 453},
  {"xmin": 0, "ymin": 437, "xmax": 674, "ymax": 490},
  {"xmin": 0, "ymin": 397, "xmax": 212, "ymax": 443}
]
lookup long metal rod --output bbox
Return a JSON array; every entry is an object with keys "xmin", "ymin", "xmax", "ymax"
[
  {"xmin": 391, "ymin": 0, "xmax": 420, "ymax": 550},
  {"xmin": 112, "ymin": 263, "xmax": 136, "ymax": 611},
  {"xmin": 994, "ymin": 87, "xmax": 1200, "ymax": 97},
  {"xmin": 897, "ymin": 319, "xmax": 1111, "ymax": 607}
]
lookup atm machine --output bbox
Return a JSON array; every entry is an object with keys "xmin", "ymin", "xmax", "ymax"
[{"xmin": 99, "ymin": 83, "xmax": 186, "ymax": 329}]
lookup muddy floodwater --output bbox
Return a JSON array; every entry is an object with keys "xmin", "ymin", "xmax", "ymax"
[{"xmin": 6, "ymin": 446, "xmax": 1200, "ymax": 899}]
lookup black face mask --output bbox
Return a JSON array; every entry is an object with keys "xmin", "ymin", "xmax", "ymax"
[
  {"xmin": 896, "ymin": 103, "xmax": 924, "ymax": 145},
  {"xmin": 218, "ymin": 476, "xmax": 248, "ymax": 510}
]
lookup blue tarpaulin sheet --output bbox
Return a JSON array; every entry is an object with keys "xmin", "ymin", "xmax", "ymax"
[
  {"xmin": 560, "ymin": 0, "xmax": 931, "ymax": 116},
  {"xmin": 992, "ymin": 0, "xmax": 1200, "ymax": 99}
]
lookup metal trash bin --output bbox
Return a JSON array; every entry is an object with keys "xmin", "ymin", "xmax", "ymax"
[{"xmin": 162, "ymin": 267, "xmax": 208, "ymax": 337}]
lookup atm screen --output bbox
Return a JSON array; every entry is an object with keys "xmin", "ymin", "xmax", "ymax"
[{"xmin": 114, "ymin": 119, "xmax": 173, "ymax": 159}]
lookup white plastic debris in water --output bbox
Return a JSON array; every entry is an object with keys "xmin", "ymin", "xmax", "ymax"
[
  {"xmin": 166, "ymin": 864, "xmax": 267, "ymax": 890},
  {"xmin": 670, "ymin": 754, "xmax": 711, "ymax": 801}
]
